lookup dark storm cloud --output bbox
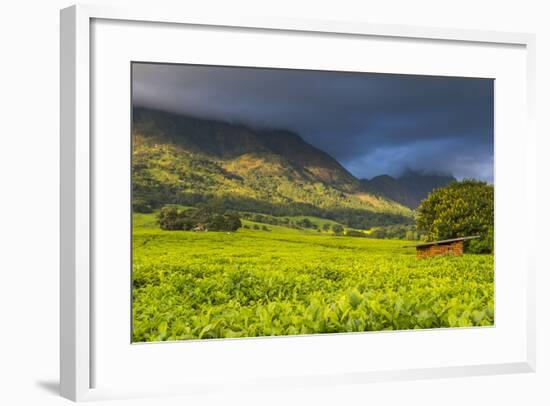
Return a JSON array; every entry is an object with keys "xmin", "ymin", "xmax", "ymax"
[{"xmin": 132, "ymin": 63, "xmax": 494, "ymax": 182}]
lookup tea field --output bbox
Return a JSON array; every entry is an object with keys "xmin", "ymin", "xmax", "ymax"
[{"xmin": 132, "ymin": 213, "xmax": 494, "ymax": 342}]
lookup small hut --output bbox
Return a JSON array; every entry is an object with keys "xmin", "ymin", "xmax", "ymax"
[{"xmin": 404, "ymin": 236, "xmax": 480, "ymax": 259}]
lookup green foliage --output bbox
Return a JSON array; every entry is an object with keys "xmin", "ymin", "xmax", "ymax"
[
  {"xmin": 223, "ymin": 213, "xmax": 242, "ymax": 232},
  {"xmin": 332, "ymin": 224, "xmax": 344, "ymax": 235},
  {"xmin": 467, "ymin": 228, "xmax": 494, "ymax": 254},
  {"xmin": 416, "ymin": 180, "xmax": 494, "ymax": 253},
  {"xmin": 296, "ymin": 218, "xmax": 315, "ymax": 229},
  {"xmin": 157, "ymin": 206, "xmax": 189, "ymax": 230},
  {"xmin": 367, "ymin": 224, "xmax": 419, "ymax": 240},
  {"xmin": 239, "ymin": 212, "xmax": 343, "ymax": 231},
  {"xmin": 132, "ymin": 199, "xmax": 153, "ymax": 213},
  {"xmin": 345, "ymin": 229, "xmax": 366, "ymax": 238},
  {"xmin": 157, "ymin": 206, "xmax": 241, "ymax": 232},
  {"xmin": 132, "ymin": 212, "xmax": 494, "ymax": 342}
]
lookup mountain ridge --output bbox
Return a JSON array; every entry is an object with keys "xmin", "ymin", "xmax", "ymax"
[
  {"xmin": 133, "ymin": 107, "xmax": 358, "ymax": 191},
  {"xmin": 132, "ymin": 107, "xmax": 456, "ymax": 227},
  {"xmin": 362, "ymin": 171, "xmax": 456, "ymax": 209}
]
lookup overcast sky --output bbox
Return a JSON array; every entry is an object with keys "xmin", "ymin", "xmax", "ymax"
[{"xmin": 132, "ymin": 63, "xmax": 494, "ymax": 182}]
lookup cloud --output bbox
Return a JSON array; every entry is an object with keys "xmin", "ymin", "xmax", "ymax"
[{"xmin": 132, "ymin": 63, "xmax": 494, "ymax": 182}]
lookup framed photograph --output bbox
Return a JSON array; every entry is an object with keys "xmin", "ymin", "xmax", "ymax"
[{"xmin": 60, "ymin": 4, "xmax": 536, "ymax": 402}]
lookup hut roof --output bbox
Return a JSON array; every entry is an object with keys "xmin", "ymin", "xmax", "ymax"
[{"xmin": 402, "ymin": 235, "xmax": 480, "ymax": 248}]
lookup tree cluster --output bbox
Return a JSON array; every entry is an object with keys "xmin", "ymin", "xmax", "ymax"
[
  {"xmin": 367, "ymin": 224, "xmax": 419, "ymax": 240},
  {"xmin": 157, "ymin": 206, "xmax": 242, "ymax": 232}
]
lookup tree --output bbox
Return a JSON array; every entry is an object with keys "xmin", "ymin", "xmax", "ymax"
[
  {"xmin": 332, "ymin": 224, "xmax": 344, "ymax": 235},
  {"xmin": 224, "ymin": 213, "xmax": 242, "ymax": 232},
  {"xmin": 158, "ymin": 206, "xmax": 180, "ymax": 230},
  {"xmin": 132, "ymin": 199, "xmax": 153, "ymax": 213},
  {"xmin": 416, "ymin": 180, "xmax": 493, "ymax": 253},
  {"xmin": 207, "ymin": 214, "xmax": 228, "ymax": 231},
  {"xmin": 322, "ymin": 223, "xmax": 331, "ymax": 232},
  {"xmin": 297, "ymin": 218, "xmax": 314, "ymax": 228}
]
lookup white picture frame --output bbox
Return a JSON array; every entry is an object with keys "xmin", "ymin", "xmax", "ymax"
[{"xmin": 60, "ymin": 4, "xmax": 536, "ymax": 402}]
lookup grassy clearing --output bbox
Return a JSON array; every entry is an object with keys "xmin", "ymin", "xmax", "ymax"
[{"xmin": 132, "ymin": 212, "xmax": 494, "ymax": 342}]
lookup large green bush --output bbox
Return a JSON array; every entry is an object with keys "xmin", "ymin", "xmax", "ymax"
[{"xmin": 416, "ymin": 180, "xmax": 494, "ymax": 253}]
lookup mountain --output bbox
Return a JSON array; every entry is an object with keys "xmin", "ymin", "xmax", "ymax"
[
  {"xmin": 133, "ymin": 107, "xmax": 357, "ymax": 190},
  {"xmin": 131, "ymin": 107, "xmax": 412, "ymax": 229},
  {"xmin": 362, "ymin": 170, "xmax": 456, "ymax": 209},
  {"xmin": 256, "ymin": 129, "xmax": 358, "ymax": 189},
  {"xmin": 362, "ymin": 175, "xmax": 414, "ymax": 208}
]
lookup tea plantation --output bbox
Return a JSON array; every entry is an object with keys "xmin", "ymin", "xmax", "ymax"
[{"xmin": 132, "ymin": 213, "xmax": 494, "ymax": 342}]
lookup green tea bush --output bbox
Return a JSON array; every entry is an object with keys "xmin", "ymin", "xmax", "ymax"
[{"xmin": 132, "ymin": 213, "xmax": 494, "ymax": 342}]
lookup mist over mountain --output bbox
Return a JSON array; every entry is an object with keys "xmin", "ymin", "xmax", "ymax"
[
  {"xmin": 132, "ymin": 63, "xmax": 494, "ymax": 183},
  {"xmin": 362, "ymin": 170, "xmax": 456, "ymax": 209}
]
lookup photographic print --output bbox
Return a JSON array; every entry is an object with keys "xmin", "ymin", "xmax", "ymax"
[{"xmin": 131, "ymin": 63, "xmax": 494, "ymax": 342}]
